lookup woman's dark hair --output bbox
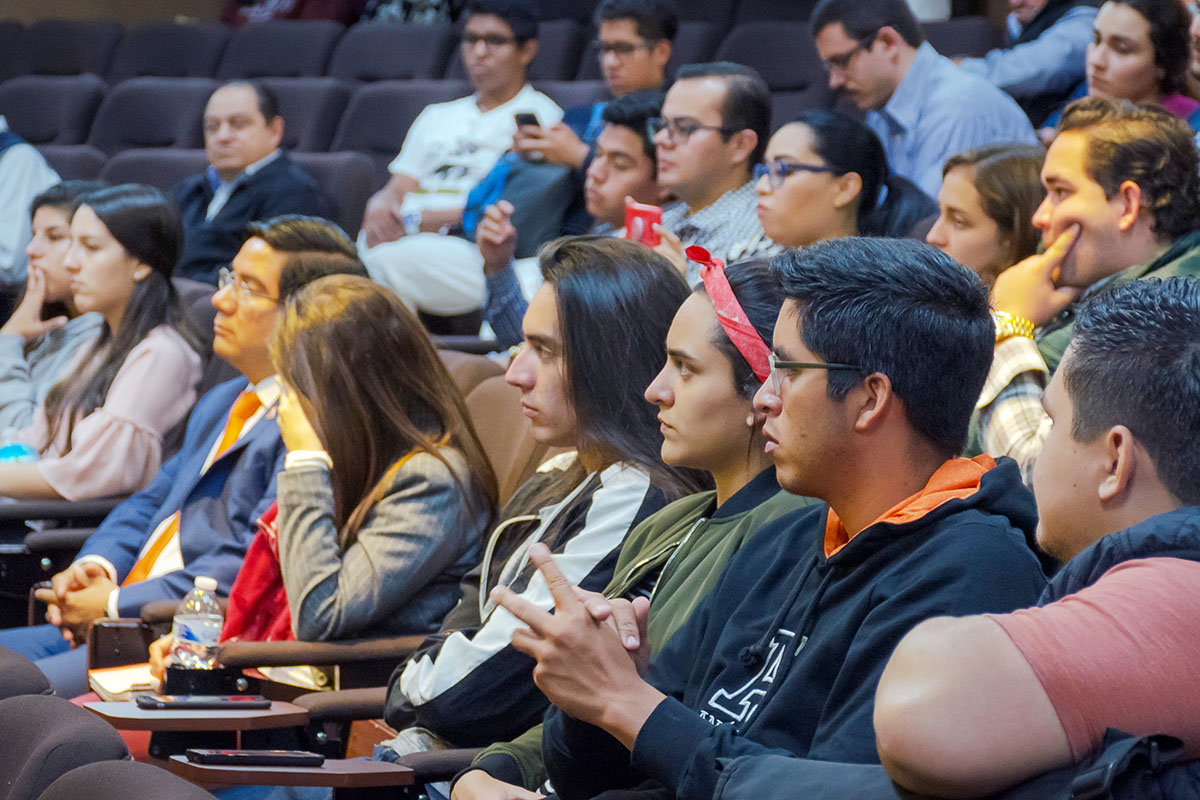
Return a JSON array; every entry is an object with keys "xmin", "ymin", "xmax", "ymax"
[
  {"xmin": 538, "ymin": 235, "xmax": 710, "ymax": 499},
  {"xmin": 943, "ymin": 144, "xmax": 1046, "ymax": 266},
  {"xmin": 693, "ymin": 258, "xmax": 783, "ymax": 399},
  {"xmin": 272, "ymin": 273, "xmax": 498, "ymax": 551},
  {"xmin": 790, "ymin": 110, "xmax": 936, "ymax": 238},
  {"xmin": 40, "ymin": 184, "xmax": 199, "ymax": 456},
  {"xmin": 1111, "ymin": 0, "xmax": 1190, "ymax": 95}
]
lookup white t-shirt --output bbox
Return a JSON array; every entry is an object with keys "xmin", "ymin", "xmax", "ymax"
[{"xmin": 387, "ymin": 84, "xmax": 562, "ymax": 215}]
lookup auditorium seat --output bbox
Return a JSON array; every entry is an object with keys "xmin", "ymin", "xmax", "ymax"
[
  {"xmin": 291, "ymin": 151, "xmax": 376, "ymax": 234},
  {"xmin": 576, "ymin": 20, "xmax": 721, "ymax": 82},
  {"xmin": 326, "ymin": 22, "xmax": 456, "ymax": 82},
  {"xmin": 18, "ymin": 19, "xmax": 123, "ymax": 77},
  {"xmin": 260, "ymin": 77, "xmax": 352, "ymax": 152},
  {"xmin": 37, "ymin": 761, "xmax": 218, "ymax": 800},
  {"xmin": 446, "ymin": 19, "xmax": 585, "ymax": 81},
  {"xmin": 0, "ymin": 74, "xmax": 106, "ymax": 145},
  {"xmin": 216, "ymin": 20, "xmax": 345, "ymax": 79},
  {"xmin": 925, "ymin": 16, "xmax": 1004, "ymax": 58},
  {"xmin": 98, "ymin": 148, "xmax": 208, "ymax": 191},
  {"xmin": 532, "ymin": 80, "xmax": 608, "ymax": 114},
  {"xmin": 85, "ymin": 77, "xmax": 215, "ymax": 156},
  {"xmin": 715, "ymin": 21, "xmax": 834, "ymax": 129},
  {"xmin": 0, "ymin": 20, "xmax": 23, "ymax": 82},
  {"xmin": 0, "ymin": 645, "xmax": 52, "ymax": 701},
  {"xmin": 106, "ymin": 21, "xmax": 230, "ymax": 83},
  {"xmin": 36, "ymin": 146, "xmax": 106, "ymax": 180},
  {"xmin": 330, "ymin": 79, "xmax": 471, "ymax": 185},
  {"xmin": 678, "ymin": 0, "xmax": 738, "ymax": 27},
  {"xmin": 732, "ymin": 0, "xmax": 820, "ymax": 24}
]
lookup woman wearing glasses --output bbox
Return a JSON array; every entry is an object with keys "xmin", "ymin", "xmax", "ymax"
[
  {"xmin": 0, "ymin": 184, "xmax": 202, "ymax": 501},
  {"xmin": 754, "ymin": 109, "xmax": 935, "ymax": 250}
]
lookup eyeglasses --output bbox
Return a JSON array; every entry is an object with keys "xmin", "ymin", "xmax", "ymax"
[
  {"xmin": 767, "ymin": 352, "xmax": 861, "ymax": 394},
  {"xmin": 647, "ymin": 117, "xmax": 738, "ymax": 144},
  {"xmin": 594, "ymin": 39, "xmax": 654, "ymax": 57},
  {"xmin": 820, "ymin": 32, "xmax": 877, "ymax": 74},
  {"xmin": 754, "ymin": 161, "xmax": 837, "ymax": 191},
  {"xmin": 217, "ymin": 267, "xmax": 277, "ymax": 304},
  {"xmin": 461, "ymin": 33, "xmax": 517, "ymax": 49}
]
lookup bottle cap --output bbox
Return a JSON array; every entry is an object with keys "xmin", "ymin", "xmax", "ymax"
[{"xmin": 194, "ymin": 576, "xmax": 218, "ymax": 592}]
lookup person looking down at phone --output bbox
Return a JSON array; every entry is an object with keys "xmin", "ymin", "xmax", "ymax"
[
  {"xmin": 976, "ymin": 98, "xmax": 1200, "ymax": 483},
  {"xmin": 357, "ymin": 0, "xmax": 561, "ymax": 317}
]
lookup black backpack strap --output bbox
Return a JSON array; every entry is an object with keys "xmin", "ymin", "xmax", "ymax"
[{"xmin": 1071, "ymin": 730, "xmax": 1186, "ymax": 800}]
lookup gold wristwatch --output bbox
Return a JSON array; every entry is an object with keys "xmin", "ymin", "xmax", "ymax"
[{"xmin": 992, "ymin": 310, "xmax": 1035, "ymax": 343}]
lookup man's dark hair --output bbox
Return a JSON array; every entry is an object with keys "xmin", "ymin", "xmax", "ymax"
[
  {"xmin": 771, "ymin": 238, "xmax": 992, "ymax": 455},
  {"xmin": 244, "ymin": 215, "xmax": 356, "ymax": 259},
  {"xmin": 675, "ymin": 62, "xmax": 771, "ymax": 164},
  {"xmin": 811, "ymin": 0, "xmax": 924, "ymax": 48},
  {"xmin": 1065, "ymin": 277, "xmax": 1200, "ymax": 505},
  {"xmin": 30, "ymin": 180, "xmax": 109, "ymax": 219},
  {"xmin": 217, "ymin": 80, "xmax": 280, "ymax": 121},
  {"xmin": 278, "ymin": 252, "xmax": 369, "ymax": 301},
  {"xmin": 595, "ymin": 0, "xmax": 678, "ymax": 43},
  {"xmin": 464, "ymin": 0, "xmax": 539, "ymax": 42},
  {"xmin": 601, "ymin": 88, "xmax": 665, "ymax": 172},
  {"xmin": 1058, "ymin": 97, "xmax": 1200, "ymax": 241}
]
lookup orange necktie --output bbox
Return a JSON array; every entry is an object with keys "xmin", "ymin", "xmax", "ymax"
[{"xmin": 121, "ymin": 390, "xmax": 263, "ymax": 587}]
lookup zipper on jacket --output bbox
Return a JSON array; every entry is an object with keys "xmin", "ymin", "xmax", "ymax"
[{"xmin": 648, "ymin": 517, "xmax": 706, "ymax": 604}]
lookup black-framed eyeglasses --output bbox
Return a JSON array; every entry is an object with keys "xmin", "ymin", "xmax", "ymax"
[
  {"xmin": 217, "ymin": 267, "xmax": 278, "ymax": 304},
  {"xmin": 754, "ymin": 161, "xmax": 837, "ymax": 191},
  {"xmin": 767, "ymin": 352, "xmax": 861, "ymax": 394},
  {"xmin": 594, "ymin": 39, "xmax": 654, "ymax": 57},
  {"xmin": 461, "ymin": 32, "xmax": 517, "ymax": 49},
  {"xmin": 820, "ymin": 32, "xmax": 877, "ymax": 74},
  {"xmin": 647, "ymin": 117, "xmax": 739, "ymax": 144}
]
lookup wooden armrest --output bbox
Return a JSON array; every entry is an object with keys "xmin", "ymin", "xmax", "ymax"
[
  {"xmin": 394, "ymin": 748, "xmax": 483, "ymax": 783},
  {"xmin": 24, "ymin": 527, "xmax": 97, "ymax": 555},
  {"xmin": 217, "ymin": 635, "xmax": 425, "ymax": 669},
  {"xmin": 0, "ymin": 497, "xmax": 122, "ymax": 522},
  {"xmin": 293, "ymin": 686, "xmax": 388, "ymax": 722}
]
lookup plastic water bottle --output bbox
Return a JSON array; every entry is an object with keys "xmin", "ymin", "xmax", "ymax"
[
  {"xmin": 169, "ymin": 576, "xmax": 223, "ymax": 669},
  {"xmin": 0, "ymin": 428, "xmax": 37, "ymax": 462}
]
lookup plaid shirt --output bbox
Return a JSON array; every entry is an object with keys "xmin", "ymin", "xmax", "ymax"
[
  {"xmin": 661, "ymin": 180, "xmax": 778, "ymax": 285},
  {"xmin": 976, "ymin": 335, "xmax": 1049, "ymax": 486}
]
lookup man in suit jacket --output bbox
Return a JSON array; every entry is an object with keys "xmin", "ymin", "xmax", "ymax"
[{"xmin": 0, "ymin": 215, "xmax": 362, "ymax": 697}]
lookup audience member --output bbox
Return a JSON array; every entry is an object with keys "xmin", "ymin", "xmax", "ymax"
[
  {"xmin": 958, "ymin": 0, "xmax": 1100, "ymax": 126},
  {"xmin": 171, "ymin": 81, "xmax": 333, "ymax": 284},
  {"xmin": 1044, "ymin": 0, "xmax": 1199, "ymax": 132},
  {"xmin": 0, "ymin": 115, "xmax": 60, "ymax": 303},
  {"xmin": 358, "ymin": 0, "xmax": 562, "ymax": 316},
  {"xmin": 148, "ymin": 271, "xmax": 497, "ymax": 685},
  {"xmin": 375, "ymin": 237, "xmax": 706, "ymax": 759},
  {"xmin": 451, "ymin": 255, "xmax": 815, "ymax": 800},
  {"xmin": 221, "ymin": 0, "xmax": 366, "ymax": 25},
  {"xmin": 480, "ymin": 90, "xmax": 667, "ymax": 347},
  {"xmin": 652, "ymin": 62, "xmax": 778, "ymax": 282},
  {"xmin": 0, "ymin": 185, "xmax": 203, "ymax": 502},
  {"xmin": 811, "ymin": 0, "xmax": 1037, "ymax": 198},
  {"xmin": 980, "ymin": 99, "xmax": 1200, "ymax": 478},
  {"xmin": 0, "ymin": 215, "xmax": 359, "ymax": 697},
  {"xmin": 875, "ymin": 277, "xmax": 1200, "ymax": 797},
  {"xmin": 494, "ymin": 238, "xmax": 1047, "ymax": 800},
  {"xmin": 753, "ymin": 110, "xmax": 936, "ymax": 250},
  {"xmin": 926, "ymin": 143, "xmax": 1045, "ymax": 286},
  {"xmin": 0, "ymin": 181, "xmax": 106, "ymax": 434}
]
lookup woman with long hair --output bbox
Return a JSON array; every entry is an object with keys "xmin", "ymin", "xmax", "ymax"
[
  {"xmin": 0, "ymin": 184, "xmax": 202, "ymax": 500},
  {"xmin": 753, "ymin": 109, "xmax": 936, "ymax": 250},
  {"xmin": 926, "ymin": 144, "xmax": 1046, "ymax": 287}
]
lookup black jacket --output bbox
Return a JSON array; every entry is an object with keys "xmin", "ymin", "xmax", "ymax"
[{"xmin": 170, "ymin": 151, "xmax": 333, "ymax": 284}]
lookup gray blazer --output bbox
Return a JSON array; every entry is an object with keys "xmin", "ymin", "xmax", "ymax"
[{"xmin": 275, "ymin": 448, "xmax": 489, "ymax": 641}]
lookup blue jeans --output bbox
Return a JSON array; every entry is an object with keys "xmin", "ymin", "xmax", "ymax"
[{"xmin": 0, "ymin": 623, "xmax": 90, "ymax": 697}]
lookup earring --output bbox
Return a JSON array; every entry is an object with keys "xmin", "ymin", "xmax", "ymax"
[
  {"xmin": 134, "ymin": 268, "xmax": 151, "ymax": 280},
  {"xmin": 746, "ymin": 412, "xmax": 757, "ymax": 428}
]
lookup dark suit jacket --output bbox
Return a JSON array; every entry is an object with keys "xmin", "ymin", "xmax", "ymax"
[{"xmin": 77, "ymin": 378, "xmax": 286, "ymax": 616}]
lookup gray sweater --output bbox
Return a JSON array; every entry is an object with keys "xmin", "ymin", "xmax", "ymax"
[
  {"xmin": 0, "ymin": 313, "xmax": 103, "ymax": 435},
  {"xmin": 275, "ymin": 448, "xmax": 490, "ymax": 641}
]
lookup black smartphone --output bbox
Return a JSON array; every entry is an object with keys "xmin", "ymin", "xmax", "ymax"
[
  {"xmin": 185, "ymin": 748, "xmax": 325, "ymax": 767},
  {"xmin": 513, "ymin": 112, "xmax": 540, "ymax": 128},
  {"xmin": 135, "ymin": 694, "xmax": 271, "ymax": 710}
]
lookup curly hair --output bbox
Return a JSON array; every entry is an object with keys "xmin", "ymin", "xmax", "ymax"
[{"xmin": 1058, "ymin": 97, "xmax": 1200, "ymax": 241}]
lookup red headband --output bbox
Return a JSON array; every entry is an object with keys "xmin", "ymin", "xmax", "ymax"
[{"xmin": 688, "ymin": 246, "xmax": 772, "ymax": 382}]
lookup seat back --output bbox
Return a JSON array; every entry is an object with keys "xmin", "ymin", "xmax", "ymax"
[
  {"xmin": 732, "ymin": 0, "xmax": 819, "ymax": 24},
  {"xmin": 714, "ymin": 22, "xmax": 834, "ymax": 128},
  {"xmin": 290, "ymin": 151, "xmax": 376, "ymax": 235},
  {"xmin": 0, "ymin": 645, "xmax": 52, "ymax": 700},
  {"xmin": 0, "ymin": 694, "xmax": 129, "ymax": 800},
  {"xmin": 35, "ymin": 146, "xmax": 107, "ymax": 181},
  {"xmin": 86, "ymin": 78, "xmax": 216, "ymax": 156},
  {"xmin": 925, "ymin": 16, "xmax": 1004, "ymax": 59},
  {"xmin": 19, "ymin": 19, "xmax": 122, "ymax": 77},
  {"xmin": 259, "ymin": 77, "xmax": 352, "ymax": 152},
  {"xmin": 464, "ymin": 375, "xmax": 548, "ymax": 504},
  {"xmin": 36, "ymin": 760, "xmax": 217, "ymax": 800},
  {"xmin": 531, "ymin": 80, "xmax": 607, "ymax": 114},
  {"xmin": 217, "ymin": 20, "xmax": 345, "ymax": 79},
  {"xmin": 106, "ymin": 21, "xmax": 230, "ymax": 83},
  {"xmin": 98, "ymin": 148, "xmax": 209, "ymax": 192},
  {"xmin": 327, "ymin": 22, "xmax": 456, "ymax": 82},
  {"xmin": 438, "ymin": 350, "xmax": 505, "ymax": 396},
  {"xmin": 0, "ymin": 20, "xmax": 23, "ymax": 82},
  {"xmin": 0, "ymin": 74, "xmax": 106, "ymax": 146}
]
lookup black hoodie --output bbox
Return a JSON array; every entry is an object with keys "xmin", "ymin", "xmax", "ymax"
[{"xmin": 542, "ymin": 456, "xmax": 1048, "ymax": 800}]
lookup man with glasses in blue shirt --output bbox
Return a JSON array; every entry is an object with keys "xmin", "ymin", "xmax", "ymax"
[{"xmin": 812, "ymin": 0, "xmax": 1037, "ymax": 199}]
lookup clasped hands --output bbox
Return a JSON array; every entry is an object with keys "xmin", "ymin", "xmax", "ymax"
[{"xmin": 34, "ymin": 561, "xmax": 117, "ymax": 646}]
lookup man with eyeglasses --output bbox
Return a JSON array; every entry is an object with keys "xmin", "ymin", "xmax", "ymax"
[
  {"xmin": 0, "ymin": 215, "xmax": 364, "ymax": 697},
  {"xmin": 812, "ymin": 0, "xmax": 1036, "ymax": 199},
  {"xmin": 358, "ymin": 0, "xmax": 561, "ymax": 317},
  {"xmin": 490, "ymin": 238, "xmax": 1045, "ymax": 800}
]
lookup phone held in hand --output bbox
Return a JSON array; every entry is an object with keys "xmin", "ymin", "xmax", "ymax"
[
  {"xmin": 625, "ymin": 201, "xmax": 663, "ymax": 247},
  {"xmin": 185, "ymin": 748, "xmax": 325, "ymax": 767},
  {"xmin": 513, "ymin": 112, "xmax": 540, "ymax": 128},
  {"xmin": 135, "ymin": 694, "xmax": 271, "ymax": 710}
]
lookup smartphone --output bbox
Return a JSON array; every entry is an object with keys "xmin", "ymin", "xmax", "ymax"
[
  {"xmin": 135, "ymin": 694, "xmax": 271, "ymax": 710},
  {"xmin": 624, "ymin": 201, "xmax": 663, "ymax": 247},
  {"xmin": 513, "ymin": 112, "xmax": 541, "ymax": 128},
  {"xmin": 185, "ymin": 748, "xmax": 325, "ymax": 767}
]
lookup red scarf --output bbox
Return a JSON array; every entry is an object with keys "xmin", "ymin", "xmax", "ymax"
[{"xmin": 220, "ymin": 502, "xmax": 295, "ymax": 643}]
